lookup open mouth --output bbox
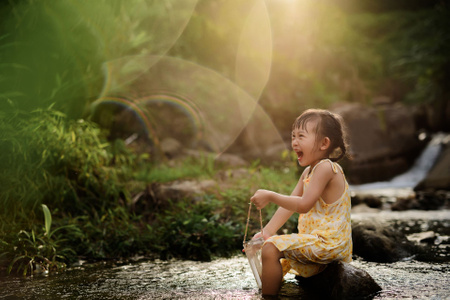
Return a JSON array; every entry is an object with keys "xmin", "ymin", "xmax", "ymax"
[{"xmin": 296, "ymin": 151, "xmax": 303, "ymax": 161}]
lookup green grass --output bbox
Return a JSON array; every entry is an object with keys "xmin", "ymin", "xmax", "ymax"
[{"xmin": 135, "ymin": 155, "xmax": 216, "ymax": 183}]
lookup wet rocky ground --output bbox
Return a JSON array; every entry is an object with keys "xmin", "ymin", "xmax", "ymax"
[
  {"xmin": 0, "ymin": 254, "xmax": 448, "ymax": 299},
  {"xmin": 1, "ymin": 209, "xmax": 448, "ymax": 300}
]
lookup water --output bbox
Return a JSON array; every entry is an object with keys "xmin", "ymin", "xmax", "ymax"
[
  {"xmin": 350, "ymin": 133, "xmax": 447, "ymax": 191},
  {"xmin": 0, "ymin": 257, "xmax": 261, "ymax": 300},
  {"xmin": 0, "ymin": 255, "xmax": 448, "ymax": 299},
  {"xmin": 1, "ymin": 209, "xmax": 449, "ymax": 300}
]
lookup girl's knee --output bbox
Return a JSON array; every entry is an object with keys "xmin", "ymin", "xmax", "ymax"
[{"xmin": 262, "ymin": 242, "xmax": 282, "ymax": 261}]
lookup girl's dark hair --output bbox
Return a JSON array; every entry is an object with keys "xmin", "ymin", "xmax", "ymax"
[{"xmin": 292, "ymin": 109, "xmax": 350, "ymax": 162}]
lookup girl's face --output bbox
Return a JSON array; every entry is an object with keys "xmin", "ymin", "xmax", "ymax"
[{"xmin": 291, "ymin": 121, "xmax": 325, "ymax": 167}]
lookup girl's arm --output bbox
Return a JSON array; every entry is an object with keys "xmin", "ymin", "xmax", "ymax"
[
  {"xmin": 251, "ymin": 162, "xmax": 333, "ymax": 214},
  {"xmin": 260, "ymin": 205, "xmax": 294, "ymax": 238},
  {"xmin": 254, "ymin": 168, "xmax": 307, "ymax": 239}
]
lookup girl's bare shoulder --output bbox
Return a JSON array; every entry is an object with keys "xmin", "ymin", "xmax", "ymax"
[{"xmin": 312, "ymin": 160, "xmax": 336, "ymax": 180}]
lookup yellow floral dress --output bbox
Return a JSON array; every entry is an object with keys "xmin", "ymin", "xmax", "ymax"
[{"xmin": 265, "ymin": 159, "xmax": 352, "ymax": 278}]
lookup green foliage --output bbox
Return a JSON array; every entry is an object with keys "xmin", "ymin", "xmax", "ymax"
[
  {"xmin": 42, "ymin": 204, "xmax": 52, "ymax": 237},
  {"xmin": 0, "ymin": 107, "xmax": 149, "ymax": 274},
  {"xmin": 144, "ymin": 163, "xmax": 301, "ymax": 262},
  {"xmin": 1, "ymin": 204, "xmax": 81, "ymax": 276},
  {"xmin": 349, "ymin": 8, "xmax": 450, "ymax": 105},
  {"xmin": 0, "ymin": 109, "xmax": 301, "ymax": 273},
  {"xmin": 151, "ymin": 197, "xmax": 242, "ymax": 261},
  {"xmin": 0, "ymin": 108, "xmax": 136, "ymax": 219},
  {"xmin": 136, "ymin": 155, "xmax": 216, "ymax": 183},
  {"xmin": 67, "ymin": 207, "xmax": 149, "ymax": 260}
]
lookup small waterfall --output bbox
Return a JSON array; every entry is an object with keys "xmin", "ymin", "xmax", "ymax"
[{"xmin": 350, "ymin": 133, "xmax": 447, "ymax": 191}]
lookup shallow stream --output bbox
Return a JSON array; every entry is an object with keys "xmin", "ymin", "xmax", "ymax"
[
  {"xmin": 0, "ymin": 256, "xmax": 449, "ymax": 299},
  {"xmin": 1, "ymin": 209, "xmax": 449, "ymax": 299}
]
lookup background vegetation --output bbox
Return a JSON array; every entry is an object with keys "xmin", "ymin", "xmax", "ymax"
[{"xmin": 0, "ymin": 0, "xmax": 448, "ymax": 275}]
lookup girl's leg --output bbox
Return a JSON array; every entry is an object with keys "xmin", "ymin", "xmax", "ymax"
[{"xmin": 261, "ymin": 242, "xmax": 284, "ymax": 295}]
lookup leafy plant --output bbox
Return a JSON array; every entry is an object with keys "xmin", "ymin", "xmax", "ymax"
[
  {"xmin": 153, "ymin": 197, "xmax": 242, "ymax": 261},
  {"xmin": 71, "ymin": 206, "xmax": 149, "ymax": 260},
  {"xmin": 0, "ymin": 108, "xmax": 136, "ymax": 219},
  {"xmin": 3, "ymin": 204, "xmax": 81, "ymax": 276},
  {"xmin": 135, "ymin": 154, "xmax": 216, "ymax": 183}
]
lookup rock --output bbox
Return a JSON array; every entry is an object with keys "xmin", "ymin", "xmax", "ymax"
[
  {"xmin": 331, "ymin": 102, "xmax": 424, "ymax": 184},
  {"xmin": 197, "ymin": 179, "xmax": 217, "ymax": 190},
  {"xmin": 351, "ymin": 203, "xmax": 380, "ymax": 214},
  {"xmin": 184, "ymin": 149, "xmax": 213, "ymax": 159},
  {"xmin": 364, "ymin": 195, "xmax": 383, "ymax": 208},
  {"xmin": 263, "ymin": 142, "xmax": 289, "ymax": 162},
  {"xmin": 160, "ymin": 138, "xmax": 182, "ymax": 158},
  {"xmin": 352, "ymin": 220, "xmax": 417, "ymax": 262},
  {"xmin": 407, "ymin": 231, "xmax": 436, "ymax": 244},
  {"xmin": 392, "ymin": 191, "xmax": 449, "ymax": 211},
  {"xmin": 151, "ymin": 179, "xmax": 217, "ymax": 202},
  {"xmin": 391, "ymin": 196, "xmax": 421, "ymax": 211},
  {"xmin": 184, "ymin": 149, "xmax": 249, "ymax": 168},
  {"xmin": 351, "ymin": 194, "xmax": 363, "ymax": 206},
  {"xmin": 435, "ymin": 235, "xmax": 450, "ymax": 245},
  {"xmin": 415, "ymin": 134, "xmax": 450, "ymax": 191},
  {"xmin": 216, "ymin": 168, "xmax": 250, "ymax": 182},
  {"xmin": 214, "ymin": 153, "xmax": 248, "ymax": 168},
  {"xmin": 353, "ymin": 194, "xmax": 383, "ymax": 208},
  {"xmin": 131, "ymin": 178, "xmax": 218, "ymax": 216},
  {"xmin": 422, "ymin": 98, "xmax": 450, "ymax": 132},
  {"xmin": 296, "ymin": 261, "xmax": 381, "ymax": 300}
]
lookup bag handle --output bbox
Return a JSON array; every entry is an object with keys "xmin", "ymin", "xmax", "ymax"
[{"xmin": 243, "ymin": 202, "xmax": 264, "ymax": 245}]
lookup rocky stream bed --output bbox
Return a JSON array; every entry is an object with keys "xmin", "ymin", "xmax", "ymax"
[{"xmin": 1, "ymin": 207, "xmax": 448, "ymax": 300}]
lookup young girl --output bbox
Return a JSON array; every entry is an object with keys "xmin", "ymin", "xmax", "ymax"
[{"xmin": 250, "ymin": 108, "xmax": 352, "ymax": 295}]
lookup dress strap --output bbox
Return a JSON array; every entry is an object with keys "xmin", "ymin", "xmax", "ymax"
[{"xmin": 309, "ymin": 159, "xmax": 342, "ymax": 177}]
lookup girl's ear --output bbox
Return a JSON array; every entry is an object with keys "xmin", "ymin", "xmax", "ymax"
[{"xmin": 320, "ymin": 137, "xmax": 331, "ymax": 151}]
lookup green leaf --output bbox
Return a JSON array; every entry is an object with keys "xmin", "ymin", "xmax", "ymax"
[
  {"xmin": 42, "ymin": 204, "xmax": 52, "ymax": 236},
  {"xmin": 7, "ymin": 255, "xmax": 29, "ymax": 275}
]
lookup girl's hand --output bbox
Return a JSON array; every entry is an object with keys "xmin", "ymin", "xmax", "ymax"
[
  {"xmin": 250, "ymin": 189, "xmax": 272, "ymax": 210},
  {"xmin": 252, "ymin": 231, "xmax": 272, "ymax": 241}
]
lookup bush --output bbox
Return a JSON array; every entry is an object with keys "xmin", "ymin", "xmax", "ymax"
[
  {"xmin": 151, "ymin": 197, "xmax": 243, "ymax": 261},
  {"xmin": 71, "ymin": 207, "xmax": 150, "ymax": 260},
  {"xmin": 0, "ymin": 108, "xmax": 147, "ymax": 274},
  {"xmin": 0, "ymin": 205, "xmax": 82, "ymax": 275},
  {"xmin": 0, "ymin": 109, "xmax": 136, "ymax": 219}
]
